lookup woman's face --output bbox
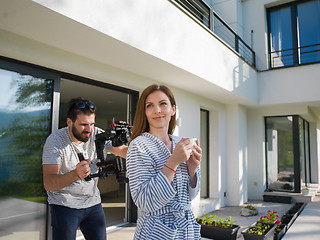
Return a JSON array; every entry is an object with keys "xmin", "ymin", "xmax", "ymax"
[{"xmin": 145, "ymin": 90, "xmax": 175, "ymax": 133}]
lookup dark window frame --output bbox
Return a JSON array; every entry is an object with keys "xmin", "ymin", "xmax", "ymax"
[
  {"xmin": 267, "ymin": 0, "xmax": 320, "ymax": 69},
  {"xmin": 200, "ymin": 108, "xmax": 210, "ymax": 198}
]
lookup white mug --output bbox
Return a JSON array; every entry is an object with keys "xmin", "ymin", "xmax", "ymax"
[{"xmin": 190, "ymin": 138, "xmax": 197, "ymax": 148}]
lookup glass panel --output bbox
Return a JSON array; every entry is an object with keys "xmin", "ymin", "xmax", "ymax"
[
  {"xmin": 299, "ymin": 118, "xmax": 306, "ymax": 187},
  {"xmin": 200, "ymin": 110, "xmax": 209, "ymax": 198},
  {"xmin": 266, "ymin": 117, "xmax": 294, "ymax": 192},
  {"xmin": 269, "ymin": 6, "xmax": 293, "ymax": 68},
  {"xmin": 299, "ymin": 118, "xmax": 311, "ymax": 189},
  {"xmin": 305, "ymin": 121, "xmax": 310, "ymax": 183},
  {"xmin": 59, "ymin": 79, "xmax": 129, "ymax": 227},
  {"xmin": 0, "ymin": 69, "xmax": 52, "ymax": 240},
  {"xmin": 297, "ymin": 0, "xmax": 320, "ymax": 64}
]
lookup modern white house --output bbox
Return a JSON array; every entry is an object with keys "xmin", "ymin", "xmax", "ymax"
[{"xmin": 0, "ymin": 0, "xmax": 319, "ymax": 239}]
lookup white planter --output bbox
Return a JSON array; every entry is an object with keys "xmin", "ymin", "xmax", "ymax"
[{"xmin": 301, "ymin": 189, "xmax": 309, "ymax": 195}]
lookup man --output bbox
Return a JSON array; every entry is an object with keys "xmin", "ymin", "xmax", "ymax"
[{"xmin": 42, "ymin": 97, "xmax": 127, "ymax": 240}]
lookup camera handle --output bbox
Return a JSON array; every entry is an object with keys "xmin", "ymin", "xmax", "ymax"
[{"xmin": 77, "ymin": 153, "xmax": 92, "ymax": 181}]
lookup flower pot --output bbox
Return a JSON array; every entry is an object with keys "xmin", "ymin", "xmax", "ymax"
[
  {"xmin": 291, "ymin": 202, "xmax": 305, "ymax": 216},
  {"xmin": 301, "ymin": 189, "xmax": 309, "ymax": 195},
  {"xmin": 273, "ymin": 224, "xmax": 287, "ymax": 240},
  {"xmin": 242, "ymin": 222, "xmax": 276, "ymax": 240},
  {"xmin": 281, "ymin": 202, "xmax": 305, "ymax": 229},
  {"xmin": 200, "ymin": 224, "xmax": 240, "ymax": 240}
]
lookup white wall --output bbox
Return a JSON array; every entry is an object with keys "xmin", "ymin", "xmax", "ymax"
[
  {"xmin": 259, "ymin": 65, "xmax": 320, "ymax": 105},
  {"xmin": 0, "ymin": 0, "xmax": 258, "ymax": 105},
  {"xmin": 226, "ymin": 104, "xmax": 248, "ymax": 205},
  {"xmin": 1, "ymin": 0, "xmax": 254, "ymax": 214},
  {"xmin": 247, "ymin": 110, "xmax": 267, "ymax": 200}
]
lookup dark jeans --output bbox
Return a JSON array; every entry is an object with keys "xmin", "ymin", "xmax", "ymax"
[{"xmin": 50, "ymin": 203, "xmax": 106, "ymax": 240}]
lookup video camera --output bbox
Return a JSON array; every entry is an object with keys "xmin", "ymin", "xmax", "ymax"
[{"xmin": 77, "ymin": 120, "xmax": 132, "ymax": 183}]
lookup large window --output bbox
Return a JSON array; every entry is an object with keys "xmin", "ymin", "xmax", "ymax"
[
  {"xmin": 265, "ymin": 116, "xmax": 311, "ymax": 193},
  {"xmin": 267, "ymin": 0, "xmax": 320, "ymax": 68},
  {"xmin": 0, "ymin": 66, "xmax": 53, "ymax": 240},
  {"xmin": 200, "ymin": 109, "xmax": 209, "ymax": 198}
]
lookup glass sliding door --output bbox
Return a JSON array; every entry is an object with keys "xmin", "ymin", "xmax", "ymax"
[
  {"xmin": 299, "ymin": 118, "xmax": 311, "ymax": 188},
  {"xmin": 265, "ymin": 116, "xmax": 295, "ymax": 192},
  {"xmin": 0, "ymin": 67, "xmax": 53, "ymax": 240},
  {"xmin": 265, "ymin": 115, "xmax": 311, "ymax": 193},
  {"xmin": 59, "ymin": 79, "xmax": 132, "ymax": 227}
]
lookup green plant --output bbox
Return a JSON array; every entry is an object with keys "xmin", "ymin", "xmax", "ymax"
[
  {"xmin": 258, "ymin": 210, "xmax": 280, "ymax": 225},
  {"xmin": 274, "ymin": 224, "xmax": 285, "ymax": 234},
  {"xmin": 197, "ymin": 212, "xmax": 237, "ymax": 229},
  {"xmin": 248, "ymin": 222, "xmax": 272, "ymax": 235},
  {"xmin": 245, "ymin": 204, "xmax": 256, "ymax": 210}
]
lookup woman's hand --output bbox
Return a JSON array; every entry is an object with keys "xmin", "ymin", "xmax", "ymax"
[
  {"xmin": 163, "ymin": 138, "xmax": 193, "ymax": 182},
  {"xmin": 187, "ymin": 139, "xmax": 202, "ymax": 187},
  {"xmin": 168, "ymin": 138, "xmax": 193, "ymax": 166}
]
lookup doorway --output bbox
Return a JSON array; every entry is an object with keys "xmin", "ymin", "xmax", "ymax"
[
  {"xmin": 59, "ymin": 78, "xmax": 134, "ymax": 227},
  {"xmin": 265, "ymin": 115, "xmax": 311, "ymax": 193}
]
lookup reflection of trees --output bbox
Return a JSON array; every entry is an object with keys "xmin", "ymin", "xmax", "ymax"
[
  {"xmin": 11, "ymin": 74, "xmax": 52, "ymax": 108},
  {"xmin": 0, "ymin": 75, "xmax": 52, "ymax": 202},
  {"xmin": 278, "ymin": 130, "xmax": 293, "ymax": 169}
]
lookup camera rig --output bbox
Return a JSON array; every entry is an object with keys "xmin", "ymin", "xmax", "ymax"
[{"xmin": 77, "ymin": 120, "xmax": 131, "ymax": 183}]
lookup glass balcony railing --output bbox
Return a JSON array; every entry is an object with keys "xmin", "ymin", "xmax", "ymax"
[{"xmin": 171, "ymin": 0, "xmax": 256, "ymax": 68}]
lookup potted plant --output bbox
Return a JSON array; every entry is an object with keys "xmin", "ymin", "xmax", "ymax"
[
  {"xmin": 301, "ymin": 187, "xmax": 309, "ymax": 195},
  {"xmin": 242, "ymin": 209, "xmax": 279, "ymax": 240},
  {"xmin": 258, "ymin": 210, "xmax": 285, "ymax": 240},
  {"xmin": 257, "ymin": 210, "xmax": 280, "ymax": 224},
  {"xmin": 274, "ymin": 223, "xmax": 287, "ymax": 240},
  {"xmin": 241, "ymin": 222, "xmax": 276, "ymax": 240},
  {"xmin": 280, "ymin": 202, "xmax": 305, "ymax": 229},
  {"xmin": 197, "ymin": 213, "xmax": 240, "ymax": 240}
]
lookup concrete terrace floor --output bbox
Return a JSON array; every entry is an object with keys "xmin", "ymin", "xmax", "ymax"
[
  {"xmin": 105, "ymin": 201, "xmax": 295, "ymax": 240},
  {"xmin": 76, "ymin": 187, "xmax": 320, "ymax": 240}
]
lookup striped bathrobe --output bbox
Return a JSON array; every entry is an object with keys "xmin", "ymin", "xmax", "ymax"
[{"xmin": 127, "ymin": 132, "xmax": 201, "ymax": 240}]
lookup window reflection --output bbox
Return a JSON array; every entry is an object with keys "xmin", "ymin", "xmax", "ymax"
[
  {"xmin": 268, "ymin": 0, "xmax": 320, "ymax": 68},
  {"xmin": 266, "ymin": 117, "xmax": 294, "ymax": 192},
  {"xmin": 266, "ymin": 116, "xmax": 311, "ymax": 193},
  {"xmin": 0, "ymin": 68, "xmax": 52, "ymax": 240}
]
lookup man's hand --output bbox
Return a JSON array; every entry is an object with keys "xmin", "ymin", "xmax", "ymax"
[
  {"xmin": 43, "ymin": 159, "xmax": 91, "ymax": 191},
  {"xmin": 76, "ymin": 159, "xmax": 91, "ymax": 179}
]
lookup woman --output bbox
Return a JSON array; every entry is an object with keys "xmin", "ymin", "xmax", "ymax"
[{"xmin": 127, "ymin": 84, "xmax": 202, "ymax": 239}]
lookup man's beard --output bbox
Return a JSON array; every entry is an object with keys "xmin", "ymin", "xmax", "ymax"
[{"xmin": 72, "ymin": 125, "xmax": 91, "ymax": 142}]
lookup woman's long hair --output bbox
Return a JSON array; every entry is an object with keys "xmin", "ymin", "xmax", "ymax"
[{"xmin": 130, "ymin": 84, "xmax": 176, "ymax": 141}]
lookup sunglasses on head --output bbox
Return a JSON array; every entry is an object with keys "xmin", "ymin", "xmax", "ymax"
[{"xmin": 74, "ymin": 101, "xmax": 95, "ymax": 110}]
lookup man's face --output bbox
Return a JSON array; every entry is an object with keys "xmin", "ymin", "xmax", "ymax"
[{"xmin": 67, "ymin": 113, "xmax": 95, "ymax": 143}]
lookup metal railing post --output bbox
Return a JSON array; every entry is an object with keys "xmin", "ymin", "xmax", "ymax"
[
  {"xmin": 209, "ymin": 9, "xmax": 214, "ymax": 32},
  {"xmin": 235, "ymin": 35, "xmax": 239, "ymax": 53}
]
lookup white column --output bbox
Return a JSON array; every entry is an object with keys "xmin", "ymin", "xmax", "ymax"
[{"xmin": 225, "ymin": 104, "xmax": 247, "ymax": 206}]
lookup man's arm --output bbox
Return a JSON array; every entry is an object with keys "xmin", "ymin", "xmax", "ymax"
[
  {"xmin": 43, "ymin": 160, "xmax": 90, "ymax": 191},
  {"xmin": 107, "ymin": 145, "xmax": 128, "ymax": 159}
]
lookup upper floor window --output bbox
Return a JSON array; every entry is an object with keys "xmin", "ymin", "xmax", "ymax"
[{"xmin": 267, "ymin": 0, "xmax": 320, "ymax": 69}]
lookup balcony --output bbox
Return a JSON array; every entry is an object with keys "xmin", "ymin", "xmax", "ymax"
[
  {"xmin": 170, "ymin": 0, "xmax": 256, "ymax": 69},
  {"xmin": 270, "ymin": 43, "xmax": 320, "ymax": 69}
]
